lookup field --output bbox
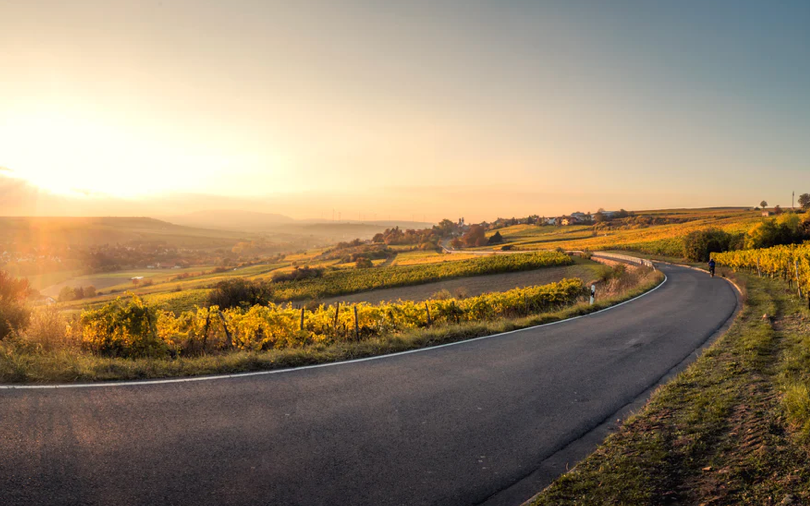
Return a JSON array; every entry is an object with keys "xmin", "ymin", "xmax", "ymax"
[
  {"xmin": 319, "ymin": 258, "xmax": 607, "ymax": 305},
  {"xmin": 265, "ymin": 251, "xmax": 573, "ymax": 301},
  {"xmin": 474, "ymin": 208, "xmax": 761, "ymax": 257}
]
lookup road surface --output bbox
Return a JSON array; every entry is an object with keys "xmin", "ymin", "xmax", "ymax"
[{"xmin": 0, "ymin": 263, "xmax": 738, "ymax": 506}]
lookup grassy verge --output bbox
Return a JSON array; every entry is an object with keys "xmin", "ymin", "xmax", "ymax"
[
  {"xmin": 0, "ymin": 269, "xmax": 663, "ymax": 384},
  {"xmin": 528, "ymin": 270, "xmax": 810, "ymax": 505}
]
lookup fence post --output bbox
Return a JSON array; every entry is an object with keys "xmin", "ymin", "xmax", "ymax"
[
  {"xmin": 300, "ymin": 306, "xmax": 305, "ymax": 331},
  {"xmin": 354, "ymin": 306, "xmax": 359, "ymax": 340},
  {"xmin": 333, "ymin": 302, "xmax": 340, "ymax": 331},
  {"xmin": 424, "ymin": 302, "xmax": 432, "ymax": 325},
  {"xmin": 795, "ymin": 260, "xmax": 803, "ymax": 299},
  {"xmin": 756, "ymin": 257, "xmax": 761, "ymax": 278}
]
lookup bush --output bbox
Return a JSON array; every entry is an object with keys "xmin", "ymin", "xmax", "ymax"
[
  {"xmin": 682, "ymin": 229, "xmax": 734, "ymax": 262},
  {"xmin": 355, "ymin": 257, "xmax": 373, "ymax": 269},
  {"xmin": 24, "ymin": 306, "xmax": 73, "ymax": 351},
  {"xmin": 745, "ymin": 213, "xmax": 809, "ymax": 249},
  {"xmin": 0, "ymin": 270, "xmax": 31, "ymax": 340},
  {"xmin": 488, "ymin": 231, "xmax": 504, "ymax": 245},
  {"xmin": 80, "ymin": 295, "xmax": 166, "ymax": 358},
  {"xmin": 208, "ymin": 278, "xmax": 269, "ymax": 310},
  {"xmin": 271, "ymin": 267, "xmax": 324, "ymax": 283}
]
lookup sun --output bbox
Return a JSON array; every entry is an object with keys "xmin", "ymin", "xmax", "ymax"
[{"xmin": 0, "ymin": 109, "xmax": 182, "ymax": 197}]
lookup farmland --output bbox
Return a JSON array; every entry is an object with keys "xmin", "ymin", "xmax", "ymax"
[
  {"xmin": 265, "ymin": 251, "xmax": 573, "ymax": 302},
  {"xmin": 470, "ymin": 208, "xmax": 761, "ymax": 257},
  {"xmin": 319, "ymin": 259, "xmax": 606, "ymax": 305}
]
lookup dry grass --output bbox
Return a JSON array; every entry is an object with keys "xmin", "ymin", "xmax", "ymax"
[{"xmin": 528, "ymin": 272, "xmax": 810, "ymax": 506}]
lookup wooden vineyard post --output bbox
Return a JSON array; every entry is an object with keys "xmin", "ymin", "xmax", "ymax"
[
  {"xmin": 300, "ymin": 307, "xmax": 305, "ymax": 331},
  {"xmin": 424, "ymin": 302, "xmax": 432, "ymax": 326},
  {"xmin": 217, "ymin": 310, "xmax": 233, "ymax": 349},
  {"xmin": 333, "ymin": 302, "xmax": 340, "ymax": 333},
  {"xmin": 202, "ymin": 311, "xmax": 211, "ymax": 351},
  {"xmin": 756, "ymin": 257, "xmax": 761, "ymax": 278},
  {"xmin": 795, "ymin": 260, "xmax": 803, "ymax": 299},
  {"xmin": 353, "ymin": 306, "xmax": 359, "ymax": 340}
]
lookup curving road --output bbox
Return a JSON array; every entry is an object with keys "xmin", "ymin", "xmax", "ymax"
[{"xmin": 0, "ymin": 264, "xmax": 738, "ymax": 506}]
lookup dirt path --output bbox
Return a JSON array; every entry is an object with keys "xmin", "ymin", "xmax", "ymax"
[{"xmin": 319, "ymin": 263, "xmax": 604, "ymax": 305}]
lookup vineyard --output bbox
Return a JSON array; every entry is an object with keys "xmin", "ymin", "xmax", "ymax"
[
  {"xmin": 484, "ymin": 212, "xmax": 760, "ymax": 257},
  {"xmin": 79, "ymin": 278, "xmax": 587, "ymax": 358},
  {"xmin": 712, "ymin": 244, "xmax": 810, "ymax": 300},
  {"xmin": 265, "ymin": 251, "xmax": 573, "ymax": 301}
]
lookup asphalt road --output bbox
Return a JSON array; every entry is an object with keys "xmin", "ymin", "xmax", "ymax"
[{"xmin": 0, "ymin": 264, "xmax": 738, "ymax": 506}]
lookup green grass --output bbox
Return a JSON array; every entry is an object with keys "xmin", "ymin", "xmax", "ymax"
[
  {"xmin": 528, "ymin": 270, "xmax": 810, "ymax": 505},
  {"xmin": 0, "ymin": 269, "xmax": 663, "ymax": 383}
]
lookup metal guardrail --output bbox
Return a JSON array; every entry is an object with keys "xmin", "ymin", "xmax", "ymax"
[{"xmin": 591, "ymin": 252, "xmax": 655, "ymax": 269}]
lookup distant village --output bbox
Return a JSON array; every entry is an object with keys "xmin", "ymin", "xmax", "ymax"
[{"xmin": 482, "ymin": 209, "xmax": 631, "ymax": 230}]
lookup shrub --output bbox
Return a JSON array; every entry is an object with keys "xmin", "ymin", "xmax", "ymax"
[
  {"xmin": 24, "ymin": 306, "xmax": 73, "ymax": 351},
  {"xmin": 355, "ymin": 257, "xmax": 374, "ymax": 269},
  {"xmin": 0, "ymin": 270, "xmax": 31, "ymax": 340},
  {"xmin": 682, "ymin": 228, "xmax": 734, "ymax": 262},
  {"xmin": 80, "ymin": 295, "xmax": 167, "ymax": 358},
  {"xmin": 744, "ymin": 213, "xmax": 809, "ymax": 249},
  {"xmin": 208, "ymin": 278, "xmax": 268, "ymax": 309},
  {"xmin": 271, "ymin": 267, "xmax": 324, "ymax": 283}
]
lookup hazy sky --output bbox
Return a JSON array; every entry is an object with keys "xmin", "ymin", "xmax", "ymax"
[{"xmin": 1, "ymin": 0, "xmax": 809, "ymax": 220}]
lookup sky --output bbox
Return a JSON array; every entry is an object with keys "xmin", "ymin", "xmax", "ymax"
[{"xmin": 1, "ymin": 0, "xmax": 809, "ymax": 221}]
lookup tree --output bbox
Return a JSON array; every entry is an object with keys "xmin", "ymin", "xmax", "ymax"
[
  {"xmin": 0, "ymin": 270, "xmax": 31, "ymax": 339},
  {"xmin": 83, "ymin": 286, "xmax": 97, "ymax": 298},
  {"xmin": 799, "ymin": 193, "xmax": 810, "ymax": 210},
  {"xmin": 774, "ymin": 205, "xmax": 783, "ymax": 215},
  {"xmin": 451, "ymin": 237, "xmax": 463, "ymax": 249},
  {"xmin": 487, "ymin": 231, "xmax": 504, "ymax": 245},
  {"xmin": 58, "ymin": 286, "xmax": 77, "ymax": 302},
  {"xmin": 760, "ymin": 200, "xmax": 768, "ymax": 208},
  {"xmin": 462, "ymin": 225, "xmax": 487, "ymax": 247}
]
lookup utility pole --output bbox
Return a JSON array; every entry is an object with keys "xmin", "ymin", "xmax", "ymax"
[{"xmin": 793, "ymin": 191, "xmax": 795, "ymax": 210}]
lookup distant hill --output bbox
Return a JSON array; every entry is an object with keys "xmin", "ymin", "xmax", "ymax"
[
  {"xmin": 161, "ymin": 210, "xmax": 434, "ymax": 242},
  {"xmin": 160, "ymin": 210, "xmax": 296, "ymax": 232},
  {"xmin": 0, "ymin": 216, "xmax": 251, "ymax": 250}
]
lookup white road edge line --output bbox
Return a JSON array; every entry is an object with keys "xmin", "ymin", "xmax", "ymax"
[{"xmin": 1, "ymin": 273, "xmax": 671, "ymax": 390}]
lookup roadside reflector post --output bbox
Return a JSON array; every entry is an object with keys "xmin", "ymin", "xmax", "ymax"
[{"xmin": 590, "ymin": 284, "xmax": 596, "ymax": 305}]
